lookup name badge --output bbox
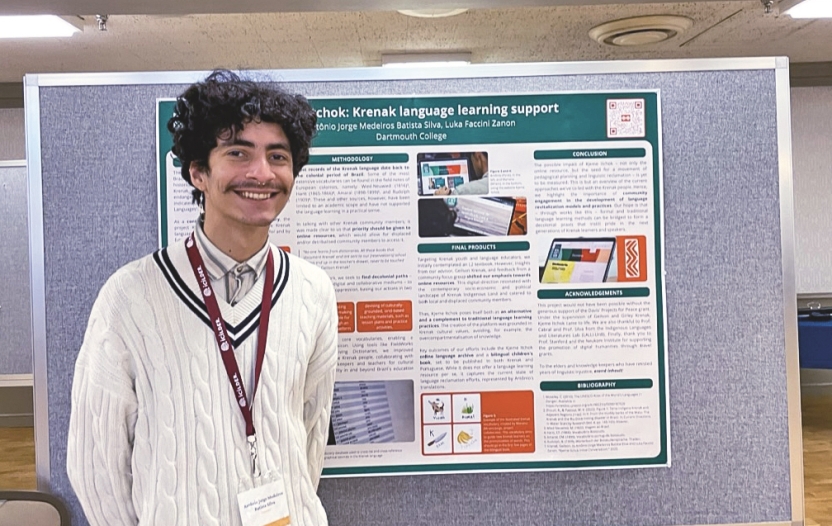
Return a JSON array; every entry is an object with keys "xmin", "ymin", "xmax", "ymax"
[{"xmin": 237, "ymin": 478, "xmax": 291, "ymax": 526}]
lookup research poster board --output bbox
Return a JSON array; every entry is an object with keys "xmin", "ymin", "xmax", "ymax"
[{"xmin": 157, "ymin": 90, "xmax": 668, "ymax": 476}]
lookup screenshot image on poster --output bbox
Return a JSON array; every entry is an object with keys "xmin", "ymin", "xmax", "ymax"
[
  {"xmin": 540, "ymin": 238, "xmax": 616, "ymax": 284},
  {"xmin": 417, "ymin": 152, "xmax": 478, "ymax": 195}
]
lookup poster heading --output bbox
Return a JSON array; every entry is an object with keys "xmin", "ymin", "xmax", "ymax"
[
  {"xmin": 317, "ymin": 102, "xmax": 560, "ymax": 120},
  {"xmin": 309, "ymin": 93, "xmax": 658, "ymax": 147}
]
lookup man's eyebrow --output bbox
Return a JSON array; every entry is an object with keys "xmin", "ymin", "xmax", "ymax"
[
  {"xmin": 267, "ymin": 142, "xmax": 291, "ymax": 152},
  {"xmin": 218, "ymin": 138, "xmax": 255, "ymax": 148}
]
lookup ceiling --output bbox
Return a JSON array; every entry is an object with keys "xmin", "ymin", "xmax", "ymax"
[
  {"xmin": 0, "ymin": 0, "xmax": 831, "ymax": 84},
  {"xmin": 0, "ymin": 0, "xmax": 750, "ymax": 16}
]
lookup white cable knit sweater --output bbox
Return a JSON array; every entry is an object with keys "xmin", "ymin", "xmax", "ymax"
[{"xmin": 67, "ymin": 239, "xmax": 338, "ymax": 526}]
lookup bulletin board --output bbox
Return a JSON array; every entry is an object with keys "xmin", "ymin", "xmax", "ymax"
[{"xmin": 25, "ymin": 58, "xmax": 802, "ymax": 526}]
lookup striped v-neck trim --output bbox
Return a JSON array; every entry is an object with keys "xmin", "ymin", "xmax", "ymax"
[{"xmin": 152, "ymin": 241, "xmax": 290, "ymax": 348}]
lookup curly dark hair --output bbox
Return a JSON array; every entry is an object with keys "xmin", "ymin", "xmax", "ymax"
[{"xmin": 167, "ymin": 69, "xmax": 317, "ymax": 205}]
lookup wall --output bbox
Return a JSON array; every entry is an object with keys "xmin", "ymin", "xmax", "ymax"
[
  {"xmin": 0, "ymin": 108, "xmax": 25, "ymax": 161},
  {"xmin": 792, "ymin": 86, "xmax": 832, "ymax": 295}
]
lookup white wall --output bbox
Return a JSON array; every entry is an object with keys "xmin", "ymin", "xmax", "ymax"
[
  {"xmin": 0, "ymin": 108, "xmax": 25, "ymax": 161},
  {"xmin": 791, "ymin": 86, "xmax": 832, "ymax": 295}
]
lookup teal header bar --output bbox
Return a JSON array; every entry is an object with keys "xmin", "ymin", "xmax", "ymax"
[
  {"xmin": 308, "ymin": 153, "xmax": 409, "ymax": 164},
  {"xmin": 534, "ymin": 148, "xmax": 646, "ymax": 160},
  {"xmin": 537, "ymin": 288, "xmax": 650, "ymax": 300},
  {"xmin": 418, "ymin": 241, "xmax": 530, "ymax": 254},
  {"xmin": 540, "ymin": 379, "xmax": 654, "ymax": 391},
  {"xmin": 310, "ymin": 93, "xmax": 658, "ymax": 147}
]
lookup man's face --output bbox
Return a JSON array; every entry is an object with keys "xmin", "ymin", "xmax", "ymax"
[
  {"xmin": 190, "ymin": 120, "xmax": 294, "ymax": 231},
  {"xmin": 471, "ymin": 152, "xmax": 488, "ymax": 177}
]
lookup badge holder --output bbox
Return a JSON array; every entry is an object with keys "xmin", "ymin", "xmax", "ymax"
[{"xmin": 236, "ymin": 439, "xmax": 291, "ymax": 526}]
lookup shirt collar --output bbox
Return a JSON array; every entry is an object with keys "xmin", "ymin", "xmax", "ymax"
[{"xmin": 193, "ymin": 220, "xmax": 270, "ymax": 281}]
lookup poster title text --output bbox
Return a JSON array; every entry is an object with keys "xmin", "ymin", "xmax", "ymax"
[{"xmin": 316, "ymin": 102, "xmax": 560, "ymax": 120}]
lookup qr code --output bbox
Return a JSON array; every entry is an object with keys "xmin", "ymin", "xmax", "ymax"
[{"xmin": 607, "ymin": 98, "xmax": 645, "ymax": 138}]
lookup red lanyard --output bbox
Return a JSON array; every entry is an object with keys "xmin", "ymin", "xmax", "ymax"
[{"xmin": 185, "ymin": 232, "xmax": 274, "ymax": 476}]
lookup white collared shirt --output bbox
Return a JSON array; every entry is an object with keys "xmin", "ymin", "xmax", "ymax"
[{"xmin": 193, "ymin": 221, "xmax": 270, "ymax": 306}]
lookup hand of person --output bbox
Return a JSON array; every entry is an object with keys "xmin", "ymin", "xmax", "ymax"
[{"xmin": 434, "ymin": 187, "xmax": 451, "ymax": 196}]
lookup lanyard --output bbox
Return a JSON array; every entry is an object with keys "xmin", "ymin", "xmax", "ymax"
[{"xmin": 185, "ymin": 232, "xmax": 274, "ymax": 477}]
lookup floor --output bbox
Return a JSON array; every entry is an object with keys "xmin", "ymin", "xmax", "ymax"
[
  {"xmin": 0, "ymin": 426, "xmax": 35, "ymax": 490},
  {"xmin": 804, "ymin": 394, "xmax": 832, "ymax": 526},
  {"xmin": 1, "ymin": 396, "xmax": 830, "ymax": 524}
]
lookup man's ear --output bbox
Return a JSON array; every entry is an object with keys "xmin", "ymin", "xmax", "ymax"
[{"xmin": 190, "ymin": 163, "xmax": 208, "ymax": 191}]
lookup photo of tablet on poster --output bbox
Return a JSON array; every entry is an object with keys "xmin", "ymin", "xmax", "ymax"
[
  {"xmin": 539, "ymin": 237, "xmax": 616, "ymax": 284},
  {"xmin": 418, "ymin": 197, "xmax": 526, "ymax": 238},
  {"xmin": 416, "ymin": 151, "xmax": 489, "ymax": 196}
]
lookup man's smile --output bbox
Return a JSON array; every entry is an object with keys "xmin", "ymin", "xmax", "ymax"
[{"xmin": 236, "ymin": 190, "xmax": 276, "ymax": 201}]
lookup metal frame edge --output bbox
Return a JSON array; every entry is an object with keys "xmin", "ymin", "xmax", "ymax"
[
  {"xmin": 24, "ymin": 74, "xmax": 52, "ymax": 491},
  {"xmin": 775, "ymin": 60, "xmax": 806, "ymax": 525},
  {"xmin": 29, "ymin": 57, "xmax": 781, "ymax": 87}
]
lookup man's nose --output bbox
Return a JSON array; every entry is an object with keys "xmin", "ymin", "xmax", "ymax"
[{"xmin": 247, "ymin": 154, "xmax": 274, "ymax": 181}]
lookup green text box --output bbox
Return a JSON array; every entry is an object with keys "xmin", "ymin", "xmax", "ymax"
[
  {"xmin": 308, "ymin": 153, "xmax": 409, "ymax": 164},
  {"xmin": 540, "ymin": 379, "xmax": 654, "ymax": 391},
  {"xmin": 534, "ymin": 148, "xmax": 646, "ymax": 160},
  {"xmin": 311, "ymin": 93, "xmax": 659, "ymax": 147},
  {"xmin": 537, "ymin": 288, "xmax": 650, "ymax": 300},
  {"xmin": 418, "ymin": 241, "xmax": 530, "ymax": 254}
]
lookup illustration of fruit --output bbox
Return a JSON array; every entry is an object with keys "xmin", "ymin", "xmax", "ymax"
[
  {"xmin": 457, "ymin": 430, "xmax": 473, "ymax": 444},
  {"xmin": 461, "ymin": 403, "xmax": 474, "ymax": 415}
]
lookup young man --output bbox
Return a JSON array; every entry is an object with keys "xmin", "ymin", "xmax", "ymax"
[{"xmin": 67, "ymin": 70, "xmax": 338, "ymax": 526}]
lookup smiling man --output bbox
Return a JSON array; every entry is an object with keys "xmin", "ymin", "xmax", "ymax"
[{"xmin": 67, "ymin": 70, "xmax": 338, "ymax": 526}]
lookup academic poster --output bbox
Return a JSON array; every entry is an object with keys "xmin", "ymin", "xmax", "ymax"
[{"xmin": 157, "ymin": 90, "xmax": 669, "ymax": 476}]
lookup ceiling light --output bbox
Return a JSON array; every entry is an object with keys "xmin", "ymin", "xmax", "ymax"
[
  {"xmin": 781, "ymin": 0, "xmax": 832, "ymax": 18},
  {"xmin": 0, "ymin": 15, "xmax": 82, "ymax": 38},
  {"xmin": 589, "ymin": 15, "xmax": 694, "ymax": 47},
  {"xmin": 397, "ymin": 9, "xmax": 468, "ymax": 18},
  {"xmin": 382, "ymin": 52, "xmax": 471, "ymax": 67}
]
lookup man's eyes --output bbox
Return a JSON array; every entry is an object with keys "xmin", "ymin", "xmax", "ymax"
[{"xmin": 222, "ymin": 149, "xmax": 290, "ymax": 161}]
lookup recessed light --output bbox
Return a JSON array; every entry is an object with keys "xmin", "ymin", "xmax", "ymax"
[
  {"xmin": 781, "ymin": 0, "xmax": 832, "ymax": 18},
  {"xmin": 0, "ymin": 15, "xmax": 82, "ymax": 39},
  {"xmin": 397, "ymin": 9, "xmax": 468, "ymax": 18},
  {"xmin": 381, "ymin": 52, "xmax": 472, "ymax": 67}
]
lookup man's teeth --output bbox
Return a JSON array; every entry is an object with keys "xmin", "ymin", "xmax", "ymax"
[{"xmin": 240, "ymin": 191, "xmax": 271, "ymax": 200}]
